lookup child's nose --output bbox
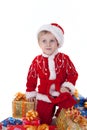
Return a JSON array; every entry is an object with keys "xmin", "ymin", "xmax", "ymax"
[{"xmin": 47, "ymin": 42, "xmax": 51, "ymax": 46}]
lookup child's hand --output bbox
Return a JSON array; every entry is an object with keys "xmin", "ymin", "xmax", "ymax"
[
  {"xmin": 27, "ymin": 97, "xmax": 36, "ymax": 102},
  {"xmin": 60, "ymin": 87, "xmax": 71, "ymax": 93}
]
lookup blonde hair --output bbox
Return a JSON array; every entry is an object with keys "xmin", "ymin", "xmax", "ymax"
[
  {"xmin": 37, "ymin": 30, "xmax": 59, "ymax": 46},
  {"xmin": 38, "ymin": 31, "xmax": 51, "ymax": 42}
]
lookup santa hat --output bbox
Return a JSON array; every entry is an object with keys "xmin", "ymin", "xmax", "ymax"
[{"xmin": 37, "ymin": 23, "xmax": 64, "ymax": 48}]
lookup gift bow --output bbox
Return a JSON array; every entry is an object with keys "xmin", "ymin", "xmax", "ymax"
[
  {"xmin": 14, "ymin": 92, "xmax": 26, "ymax": 101},
  {"xmin": 66, "ymin": 107, "xmax": 87, "ymax": 126},
  {"xmin": 26, "ymin": 110, "xmax": 38, "ymax": 121},
  {"xmin": 38, "ymin": 124, "xmax": 49, "ymax": 130},
  {"xmin": 25, "ymin": 124, "xmax": 49, "ymax": 130}
]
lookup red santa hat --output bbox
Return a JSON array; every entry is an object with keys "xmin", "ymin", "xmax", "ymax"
[{"xmin": 37, "ymin": 23, "xmax": 64, "ymax": 48}]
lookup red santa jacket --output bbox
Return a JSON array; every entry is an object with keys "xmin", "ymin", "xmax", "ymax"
[{"xmin": 26, "ymin": 51, "xmax": 78, "ymax": 104}]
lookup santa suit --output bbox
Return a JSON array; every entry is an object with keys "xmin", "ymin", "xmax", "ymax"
[{"xmin": 26, "ymin": 50, "xmax": 78, "ymax": 124}]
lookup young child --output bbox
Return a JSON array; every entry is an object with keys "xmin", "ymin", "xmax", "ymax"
[{"xmin": 26, "ymin": 23, "xmax": 78, "ymax": 125}]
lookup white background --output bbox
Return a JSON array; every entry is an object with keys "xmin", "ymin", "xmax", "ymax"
[{"xmin": 0, "ymin": 0, "xmax": 87, "ymax": 121}]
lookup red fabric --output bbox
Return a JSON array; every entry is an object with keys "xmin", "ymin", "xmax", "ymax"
[
  {"xmin": 36, "ymin": 100, "xmax": 55, "ymax": 125},
  {"xmin": 26, "ymin": 53, "xmax": 78, "ymax": 95},
  {"xmin": 36, "ymin": 97, "xmax": 77, "ymax": 125},
  {"xmin": 23, "ymin": 117, "xmax": 40, "ymax": 125},
  {"xmin": 49, "ymin": 125, "xmax": 57, "ymax": 130},
  {"xmin": 7, "ymin": 125, "xmax": 26, "ymax": 130},
  {"xmin": 26, "ymin": 52, "xmax": 78, "ymax": 124},
  {"xmin": 48, "ymin": 92, "xmax": 77, "ymax": 104},
  {"xmin": 51, "ymin": 23, "xmax": 64, "ymax": 34},
  {"xmin": 0, "ymin": 123, "xmax": 2, "ymax": 130}
]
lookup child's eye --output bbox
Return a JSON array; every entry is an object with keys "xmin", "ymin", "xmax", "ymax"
[
  {"xmin": 42, "ymin": 39, "xmax": 46, "ymax": 43},
  {"xmin": 50, "ymin": 39, "xmax": 55, "ymax": 43}
]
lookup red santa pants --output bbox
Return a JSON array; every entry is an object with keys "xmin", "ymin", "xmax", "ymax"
[
  {"xmin": 36, "ymin": 100, "xmax": 55, "ymax": 125},
  {"xmin": 36, "ymin": 94, "xmax": 76, "ymax": 125}
]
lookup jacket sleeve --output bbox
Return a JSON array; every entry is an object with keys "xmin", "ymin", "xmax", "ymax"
[
  {"xmin": 61, "ymin": 55, "xmax": 78, "ymax": 94},
  {"xmin": 26, "ymin": 57, "xmax": 38, "ymax": 98}
]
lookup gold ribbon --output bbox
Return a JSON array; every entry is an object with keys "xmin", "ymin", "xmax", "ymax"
[
  {"xmin": 38, "ymin": 124, "xmax": 49, "ymax": 130},
  {"xmin": 14, "ymin": 92, "xmax": 27, "ymax": 101},
  {"xmin": 24, "ymin": 124, "xmax": 49, "ymax": 130},
  {"xmin": 66, "ymin": 107, "xmax": 87, "ymax": 126},
  {"xmin": 13, "ymin": 92, "xmax": 28, "ymax": 117},
  {"xmin": 26, "ymin": 110, "xmax": 38, "ymax": 121}
]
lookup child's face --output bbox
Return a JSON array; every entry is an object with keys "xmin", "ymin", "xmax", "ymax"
[{"xmin": 38, "ymin": 32, "xmax": 59, "ymax": 56}]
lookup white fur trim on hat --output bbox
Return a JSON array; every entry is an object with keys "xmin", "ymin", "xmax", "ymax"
[
  {"xmin": 36, "ymin": 93, "xmax": 51, "ymax": 103},
  {"xmin": 37, "ymin": 23, "xmax": 64, "ymax": 48},
  {"xmin": 26, "ymin": 91, "xmax": 37, "ymax": 99},
  {"xmin": 61, "ymin": 81, "xmax": 75, "ymax": 94}
]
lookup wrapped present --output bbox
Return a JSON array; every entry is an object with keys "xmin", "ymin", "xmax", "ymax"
[
  {"xmin": 38, "ymin": 124, "xmax": 49, "ymax": 130},
  {"xmin": 12, "ymin": 92, "xmax": 35, "ymax": 118},
  {"xmin": 24, "ymin": 124, "xmax": 57, "ymax": 130},
  {"xmin": 23, "ymin": 110, "xmax": 40, "ymax": 125},
  {"xmin": 7, "ymin": 125, "xmax": 26, "ymax": 130},
  {"xmin": 49, "ymin": 126, "xmax": 57, "ymax": 130},
  {"xmin": 1, "ymin": 117, "xmax": 22, "ymax": 127},
  {"xmin": 0, "ymin": 123, "xmax": 2, "ymax": 130},
  {"xmin": 56, "ymin": 107, "xmax": 87, "ymax": 130},
  {"xmin": 37, "ymin": 124, "xmax": 57, "ymax": 130},
  {"xmin": 23, "ymin": 118, "xmax": 40, "ymax": 126},
  {"xmin": 74, "ymin": 92, "xmax": 87, "ymax": 117},
  {"xmin": 24, "ymin": 125, "xmax": 38, "ymax": 130}
]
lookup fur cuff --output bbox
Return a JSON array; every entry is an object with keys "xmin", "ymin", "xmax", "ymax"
[
  {"xmin": 50, "ymin": 91, "xmax": 60, "ymax": 97},
  {"xmin": 36, "ymin": 93, "xmax": 51, "ymax": 103},
  {"xmin": 49, "ymin": 84, "xmax": 60, "ymax": 97},
  {"xmin": 61, "ymin": 82, "xmax": 75, "ymax": 94},
  {"xmin": 26, "ymin": 91, "xmax": 37, "ymax": 99}
]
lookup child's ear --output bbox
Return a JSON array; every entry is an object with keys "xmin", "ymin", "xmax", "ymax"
[
  {"xmin": 56, "ymin": 40, "xmax": 59, "ymax": 47},
  {"xmin": 57, "ymin": 43, "xmax": 59, "ymax": 47}
]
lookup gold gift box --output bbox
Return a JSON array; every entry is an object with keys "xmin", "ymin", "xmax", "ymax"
[
  {"xmin": 56, "ymin": 108, "xmax": 87, "ymax": 130},
  {"xmin": 12, "ymin": 100, "xmax": 35, "ymax": 118},
  {"xmin": 12, "ymin": 92, "xmax": 35, "ymax": 118}
]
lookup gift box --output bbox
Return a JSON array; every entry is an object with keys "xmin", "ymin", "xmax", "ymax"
[
  {"xmin": 12, "ymin": 100, "xmax": 35, "ymax": 118},
  {"xmin": 24, "ymin": 125, "xmax": 57, "ymax": 130},
  {"xmin": 1, "ymin": 117, "xmax": 22, "ymax": 127},
  {"xmin": 49, "ymin": 126, "xmax": 57, "ymax": 130},
  {"xmin": 1, "ymin": 117, "xmax": 22, "ymax": 130},
  {"xmin": 23, "ymin": 118, "xmax": 40, "ymax": 126},
  {"xmin": 74, "ymin": 93, "xmax": 87, "ymax": 117},
  {"xmin": 24, "ymin": 125, "xmax": 38, "ymax": 130},
  {"xmin": 7, "ymin": 125, "xmax": 26, "ymax": 130},
  {"xmin": 37, "ymin": 124, "xmax": 49, "ymax": 130},
  {"xmin": 37, "ymin": 124, "xmax": 57, "ymax": 130},
  {"xmin": 0, "ymin": 123, "xmax": 2, "ymax": 130},
  {"xmin": 19, "ymin": 124, "xmax": 49, "ymax": 130},
  {"xmin": 23, "ymin": 110, "xmax": 40, "ymax": 126},
  {"xmin": 56, "ymin": 107, "xmax": 87, "ymax": 130},
  {"xmin": 12, "ymin": 92, "xmax": 35, "ymax": 118}
]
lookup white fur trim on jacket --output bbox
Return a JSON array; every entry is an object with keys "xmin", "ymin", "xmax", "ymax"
[
  {"xmin": 49, "ymin": 84, "xmax": 60, "ymax": 97},
  {"xmin": 36, "ymin": 93, "xmax": 51, "ymax": 103},
  {"xmin": 48, "ymin": 56, "xmax": 56, "ymax": 80},
  {"xmin": 26, "ymin": 91, "xmax": 37, "ymax": 99},
  {"xmin": 61, "ymin": 82, "xmax": 75, "ymax": 94},
  {"xmin": 42, "ymin": 49, "xmax": 58, "ymax": 80}
]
